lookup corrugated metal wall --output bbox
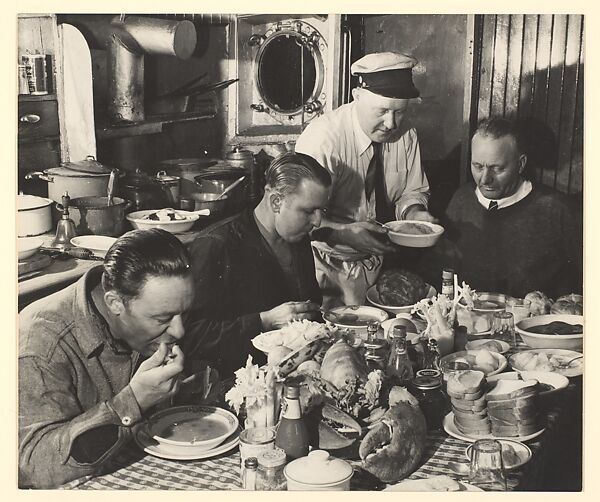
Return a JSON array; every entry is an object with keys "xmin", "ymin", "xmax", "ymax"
[{"xmin": 471, "ymin": 14, "xmax": 584, "ymax": 194}]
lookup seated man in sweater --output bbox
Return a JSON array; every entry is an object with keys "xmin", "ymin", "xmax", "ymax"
[
  {"xmin": 185, "ymin": 152, "xmax": 331, "ymax": 376},
  {"xmin": 19, "ymin": 229, "xmax": 195, "ymax": 488},
  {"xmin": 422, "ymin": 116, "xmax": 582, "ymax": 298}
]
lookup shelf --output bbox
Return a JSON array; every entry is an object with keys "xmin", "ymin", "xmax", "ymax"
[
  {"xmin": 95, "ymin": 112, "xmax": 216, "ymax": 140},
  {"xmin": 19, "ymin": 93, "xmax": 58, "ymax": 102}
]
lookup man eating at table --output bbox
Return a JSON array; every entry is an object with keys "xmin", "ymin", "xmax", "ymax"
[
  {"xmin": 19, "ymin": 229, "xmax": 194, "ymax": 488},
  {"xmin": 295, "ymin": 51, "xmax": 436, "ymax": 308},
  {"xmin": 184, "ymin": 152, "xmax": 331, "ymax": 376},
  {"xmin": 423, "ymin": 116, "xmax": 582, "ymax": 298}
]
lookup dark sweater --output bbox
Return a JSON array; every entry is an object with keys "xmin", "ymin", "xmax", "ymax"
[
  {"xmin": 184, "ymin": 209, "xmax": 322, "ymax": 376},
  {"xmin": 421, "ymin": 183, "xmax": 582, "ymax": 299}
]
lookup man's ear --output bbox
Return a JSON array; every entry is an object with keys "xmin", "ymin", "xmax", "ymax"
[
  {"xmin": 104, "ymin": 290, "xmax": 126, "ymax": 316},
  {"xmin": 270, "ymin": 192, "xmax": 283, "ymax": 213},
  {"xmin": 518, "ymin": 153, "xmax": 528, "ymax": 175}
]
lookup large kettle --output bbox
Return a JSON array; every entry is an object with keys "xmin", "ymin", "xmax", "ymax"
[{"xmin": 25, "ymin": 156, "xmax": 119, "ymax": 203}]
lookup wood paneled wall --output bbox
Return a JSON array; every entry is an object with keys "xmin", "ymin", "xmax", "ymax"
[{"xmin": 471, "ymin": 14, "xmax": 584, "ymax": 194}]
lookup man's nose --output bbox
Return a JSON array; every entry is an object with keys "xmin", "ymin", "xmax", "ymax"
[
  {"xmin": 311, "ymin": 209, "xmax": 323, "ymax": 228},
  {"xmin": 481, "ymin": 167, "xmax": 494, "ymax": 185},
  {"xmin": 167, "ymin": 315, "xmax": 185, "ymax": 340},
  {"xmin": 383, "ymin": 111, "xmax": 396, "ymax": 130}
]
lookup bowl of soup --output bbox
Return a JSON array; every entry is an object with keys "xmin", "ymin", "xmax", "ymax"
[
  {"xmin": 384, "ymin": 220, "xmax": 444, "ymax": 248},
  {"xmin": 147, "ymin": 405, "xmax": 239, "ymax": 455},
  {"xmin": 515, "ymin": 314, "xmax": 583, "ymax": 350},
  {"xmin": 323, "ymin": 305, "xmax": 389, "ymax": 340}
]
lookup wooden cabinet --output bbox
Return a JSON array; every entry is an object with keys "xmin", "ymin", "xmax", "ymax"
[{"xmin": 17, "ymin": 14, "xmax": 63, "ymax": 196}]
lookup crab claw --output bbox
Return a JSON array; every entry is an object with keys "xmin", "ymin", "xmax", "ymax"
[{"xmin": 359, "ymin": 419, "xmax": 392, "ymax": 460}]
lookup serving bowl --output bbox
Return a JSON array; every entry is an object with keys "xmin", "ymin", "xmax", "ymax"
[
  {"xmin": 70, "ymin": 235, "xmax": 117, "ymax": 258},
  {"xmin": 147, "ymin": 405, "xmax": 239, "ymax": 456},
  {"xmin": 323, "ymin": 305, "xmax": 388, "ymax": 339},
  {"xmin": 516, "ymin": 314, "xmax": 583, "ymax": 351},
  {"xmin": 126, "ymin": 209, "xmax": 200, "ymax": 234},
  {"xmin": 465, "ymin": 338, "xmax": 510, "ymax": 354},
  {"xmin": 440, "ymin": 349, "xmax": 507, "ymax": 377},
  {"xmin": 384, "ymin": 220, "xmax": 444, "ymax": 248},
  {"xmin": 366, "ymin": 284, "xmax": 437, "ymax": 315},
  {"xmin": 18, "ymin": 236, "xmax": 44, "ymax": 260}
]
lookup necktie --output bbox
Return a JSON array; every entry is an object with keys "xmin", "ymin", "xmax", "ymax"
[
  {"xmin": 488, "ymin": 201, "xmax": 499, "ymax": 211},
  {"xmin": 364, "ymin": 142, "xmax": 390, "ymax": 222}
]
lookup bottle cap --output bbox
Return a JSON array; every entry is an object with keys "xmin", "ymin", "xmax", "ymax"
[
  {"xmin": 412, "ymin": 374, "xmax": 442, "ymax": 390},
  {"xmin": 284, "ymin": 384, "xmax": 300, "ymax": 399},
  {"xmin": 442, "ymin": 268, "xmax": 454, "ymax": 280},
  {"xmin": 391, "ymin": 325, "xmax": 407, "ymax": 339},
  {"xmin": 258, "ymin": 447, "xmax": 287, "ymax": 468},
  {"xmin": 244, "ymin": 457, "xmax": 258, "ymax": 469}
]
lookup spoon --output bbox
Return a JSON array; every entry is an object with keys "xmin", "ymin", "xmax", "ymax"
[
  {"xmin": 558, "ymin": 354, "xmax": 583, "ymax": 368},
  {"xmin": 107, "ymin": 169, "xmax": 118, "ymax": 206},
  {"xmin": 214, "ymin": 176, "xmax": 245, "ymax": 201}
]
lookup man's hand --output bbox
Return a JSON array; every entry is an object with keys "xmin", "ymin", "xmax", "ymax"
[
  {"xmin": 260, "ymin": 300, "xmax": 321, "ymax": 331},
  {"xmin": 404, "ymin": 205, "xmax": 439, "ymax": 223},
  {"xmin": 334, "ymin": 221, "xmax": 396, "ymax": 255},
  {"xmin": 129, "ymin": 342, "xmax": 184, "ymax": 412}
]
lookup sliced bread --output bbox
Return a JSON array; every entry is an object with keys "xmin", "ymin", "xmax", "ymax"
[
  {"xmin": 486, "ymin": 379, "xmax": 539, "ymax": 402},
  {"xmin": 447, "ymin": 370, "xmax": 486, "ymax": 396}
]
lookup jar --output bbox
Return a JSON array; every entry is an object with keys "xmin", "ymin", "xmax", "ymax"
[
  {"xmin": 239, "ymin": 427, "xmax": 276, "ymax": 480},
  {"xmin": 409, "ymin": 370, "xmax": 449, "ymax": 431},
  {"xmin": 256, "ymin": 447, "xmax": 287, "ymax": 491}
]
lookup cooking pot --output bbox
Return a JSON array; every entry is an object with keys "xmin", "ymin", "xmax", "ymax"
[
  {"xmin": 156, "ymin": 171, "xmax": 181, "ymax": 207},
  {"xmin": 158, "ymin": 157, "xmax": 218, "ymax": 195},
  {"xmin": 180, "ymin": 192, "xmax": 229, "ymax": 215},
  {"xmin": 25, "ymin": 156, "xmax": 118, "ymax": 203},
  {"xmin": 119, "ymin": 171, "xmax": 170, "ymax": 212},
  {"xmin": 225, "ymin": 147, "xmax": 254, "ymax": 170},
  {"xmin": 69, "ymin": 196, "xmax": 131, "ymax": 237},
  {"xmin": 284, "ymin": 450, "xmax": 353, "ymax": 491},
  {"xmin": 17, "ymin": 194, "xmax": 53, "ymax": 237},
  {"xmin": 194, "ymin": 168, "xmax": 248, "ymax": 212}
]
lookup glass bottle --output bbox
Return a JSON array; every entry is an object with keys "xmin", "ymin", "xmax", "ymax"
[
  {"xmin": 256, "ymin": 448, "xmax": 287, "ymax": 491},
  {"xmin": 423, "ymin": 338, "xmax": 442, "ymax": 371},
  {"xmin": 441, "ymin": 268, "xmax": 455, "ymax": 299},
  {"xmin": 366, "ymin": 321, "xmax": 380, "ymax": 342},
  {"xmin": 275, "ymin": 384, "xmax": 310, "ymax": 460},
  {"xmin": 387, "ymin": 325, "xmax": 414, "ymax": 387},
  {"xmin": 242, "ymin": 457, "xmax": 258, "ymax": 490},
  {"xmin": 410, "ymin": 370, "xmax": 449, "ymax": 430}
]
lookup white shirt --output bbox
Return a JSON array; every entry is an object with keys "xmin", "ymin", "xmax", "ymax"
[
  {"xmin": 295, "ymin": 102, "xmax": 430, "ymax": 223},
  {"xmin": 475, "ymin": 180, "xmax": 533, "ymax": 210}
]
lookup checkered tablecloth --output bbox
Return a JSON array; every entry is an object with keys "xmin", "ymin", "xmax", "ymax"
[{"xmin": 62, "ymin": 339, "xmax": 577, "ymax": 491}]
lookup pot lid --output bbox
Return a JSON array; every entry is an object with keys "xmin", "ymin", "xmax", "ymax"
[
  {"xmin": 226, "ymin": 147, "xmax": 254, "ymax": 161},
  {"xmin": 61, "ymin": 155, "xmax": 114, "ymax": 175},
  {"xmin": 17, "ymin": 194, "xmax": 53, "ymax": 211},
  {"xmin": 125, "ymin": 171, "xmax": 163, "ymax": 189},
  {"xmin": 159, "ymin": 157, "xmax": 218, "ymax": 171},
  {"xmin": 284, "ymin": 450, "xmax": 353, "ymax": 485}
]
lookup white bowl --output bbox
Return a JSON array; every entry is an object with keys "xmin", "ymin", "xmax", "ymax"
[
  {"xmin": 18, "ymin": 236, "xmax": 44, "ymax": 260},
  {"xmin": 126, "ymin": 209, "xmax": 199, "ymax": 234},
  {"xmin": 323, "ymin": 305, "xmax": 388, "ymax": 339},
  {"xmin": 456, "ymin": 292, "xmax": 508, "ymax": 335},
  {"xmin": 486, "ymin": 371, "xmax": 569, "ymax": 395},
  {"xmin": 465, "ymin": 338, "xmax": 510, "ymax": 354},
  {"xmin": 366, "ymin": 284, "xmax": 437, "ymax": 315},
  {"xmin": 440, "ymin": 349, "xmax": 507, "ymax": 377},
  {"xmin": 70, "ymin": 235, "xmax": 117, "ymax": 258},
  {"xmin": 516, "ymin": 314, "xmax": 583, "ymax": 351},
  {"xmin": 384, "ymin": 220, "xmax": 444, "ymax": 248},
  {"xmin": 147, "ymin": 405, "xmax": 239, "ymax": 456}
]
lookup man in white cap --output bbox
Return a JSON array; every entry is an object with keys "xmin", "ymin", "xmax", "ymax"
[{"xmin": 296, "ymin": 51, "xmax": 435, "ymax": 307}]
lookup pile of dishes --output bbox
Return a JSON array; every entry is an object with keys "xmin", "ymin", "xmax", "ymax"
[{"xmin": 135, "ymin": 405, "xmax": 240, "ymax": 460}]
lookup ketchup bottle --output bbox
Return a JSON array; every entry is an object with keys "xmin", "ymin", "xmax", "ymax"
[{"xmin": 275, "ymin": 384, "xmax": 310, "ymax": 460}]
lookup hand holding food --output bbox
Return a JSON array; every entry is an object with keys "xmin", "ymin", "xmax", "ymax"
[
  {"xmin": 335, "ymin": 221, "xmax": 396, "ymax": 255},
  {"xmin": 129, "ymin": 342, "xmax": 184, "ymax": 411}
]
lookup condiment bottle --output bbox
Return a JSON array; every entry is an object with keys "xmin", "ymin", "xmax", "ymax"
[
  {"xmin": 441, "ymin": 268, "xmax": 455, "ymax": 299},
  {"xmin": 242, "ymin": 457, "xmax": 258, "ymax": 490},
  {"xmin": 275, "ymin": 384, "xmax": 310, "ymax": 460},
  {"xmin": 256, "ymin": 447, "xmax": 287, "ymax": 491},
  {"xmin": 423, "ymin": 338, "xmax": 442, "ymax": 371},
  {"xmin": 410, "ymin": 370, "xmax": 449, "ymax": 431},
  {"xmin": 386, "ymin": 325, "xmax": 414, "ymax": 387}
]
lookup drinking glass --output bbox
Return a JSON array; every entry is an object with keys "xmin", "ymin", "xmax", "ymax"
[
  {"xmin": 468, "ymin": 439, "xmax": 507, "ymax": 491},
  {"xmin": 492, "ymin": 311, "xmax": 516, "ymax": 347}
]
